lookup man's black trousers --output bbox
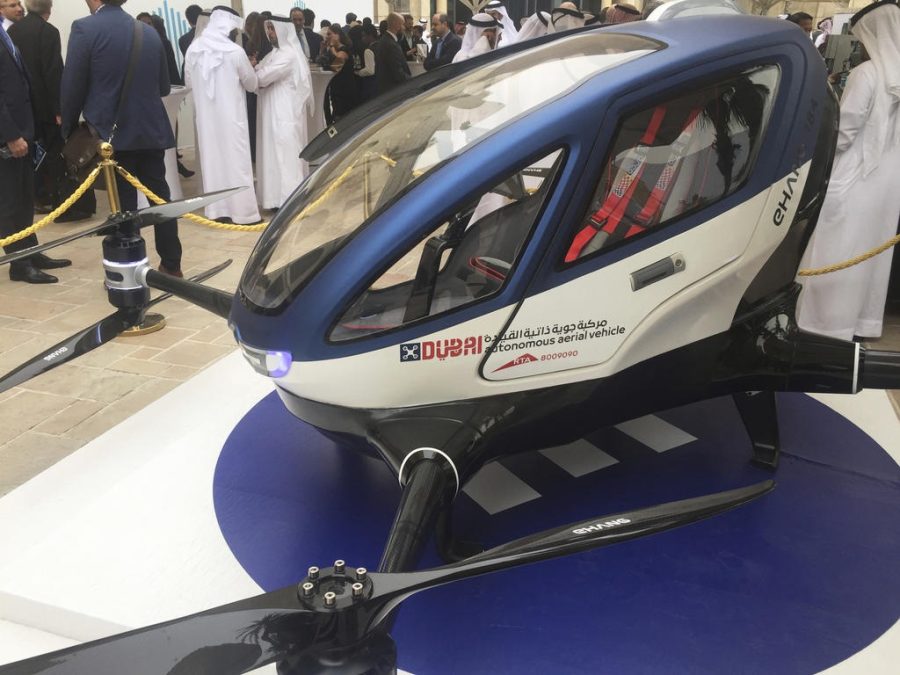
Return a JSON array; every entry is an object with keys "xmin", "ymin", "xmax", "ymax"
[
  {"xmin": 113, "ymin": 149, "xmax": 182, "ymax": 270},
  {"xmin": 0, "ymin": 153, "xmax": 38, "ymax": 255}
]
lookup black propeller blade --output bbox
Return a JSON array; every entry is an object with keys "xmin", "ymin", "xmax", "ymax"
[
  {"xmin": 0, "ymin": 220, "xmax": 120, "ymax": 267},
  {"xmin": 0, "ymin": 586, "xmax": 318, "ymax": 675},
  {"xmin": 0, "ymin": 309, "xmax": 138, "ymax": 396},
  {"xmin": 364, "ymin": 479, "xmax": 775, "ymax": 622},
  {"xmin": 0, "ymin": 261, "xmax": 232, "ymax": 395},
  {"xmin": 131, "ymin": 187, "xmax": 247, "ymax": 226},
  {"xmin": 0, "ymin": 480, "xmax": 773, "ymax": 675},
  {"xmin": 0, "ymin": 188, "xmax": 247, "ymax": 267}
]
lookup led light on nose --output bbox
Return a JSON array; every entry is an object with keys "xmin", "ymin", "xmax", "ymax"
[{"xmin": 239, "ymin": 342, "xmax": 292, "ymax": 378}]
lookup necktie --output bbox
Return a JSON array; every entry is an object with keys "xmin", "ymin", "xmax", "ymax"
[
  {"xmin": 0, "ymin": 25, "xmax": 21, "ymax": 70},
  {"xmin": 435, "ymin": 37, "xmax": 443, "ymax": 60},
  {"xmin": 299, "ymin": 30, "xmax": 310, "ymax": 59}
]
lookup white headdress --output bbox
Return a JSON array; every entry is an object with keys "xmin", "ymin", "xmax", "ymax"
[
  {"xmin": 850, "ymin": 1, "xmax": 900, "ymax": 175},
  {"xmin": 485, "ymin": 1, "xmax": 519, "ymax": 44},
  {"xmin": 549, "ymin": 6, "xmax": 586, "ymax": 33},
  {"xmin": 187, "ymin": 6, "xmax": 243, "ymax": 99},
  {"xmin": 266, "ymin": 16, "xmax": 314, "ymax": 116},
  {"xmin": 453, "ymin": 13, "xmax": 500, "ymax": 63},
  {"xmin": 517, "ymin": 11, "xmax": 550, "ymax": 43}
]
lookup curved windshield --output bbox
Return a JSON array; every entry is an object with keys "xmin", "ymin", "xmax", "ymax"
[{"xmin": 241, "ymin": 33, "xmax": 662, "ymax": 311}]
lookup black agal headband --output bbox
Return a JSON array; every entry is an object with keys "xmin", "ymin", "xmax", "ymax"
[
  {"xmin": 850, "ymin": 0, "xmax": 899, "ymax": 27},
  {"xmin": 470, "ymin": 16, "xmax": 500, "ymax": 28},
  {"xmin": 212, "ymin": 5, "xmax": 240, "ymax": 17}
]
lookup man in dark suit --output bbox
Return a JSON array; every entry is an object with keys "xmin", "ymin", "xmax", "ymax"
[
  {"xmin": 8, "ymin": 0, "xmax": 82, "ymax": 217},
  {"xmin": 424, "ymin": 13, "xmax": 461, "ymax": 71},
  {"xmin": 302, "ymin": 8, "xmax": 323, "ymax": 58},
  {"xmin": 290, "ymin": 6, "xmax": 322, "ymax": 62},
  {"xmin": 178, "ymin": 4, "xmax": 201, "ymax": 58},
  {"xmin": 373, "ymin": 13, "xmax": 410, "ymax": 96},
  {"xmin": 343, "ymin": 12, "xmax": 357, "ymax": 35},
  {"xmin": 397, "ymin": 14, "xmax": 414, "ymax": 61},
  {"xmin": 0, "ymin": 20, "xmax": 70, "ymax": 282},
  {"xmin": 61, "ymin": 0, "xmax": 183, "ymax": 276}
]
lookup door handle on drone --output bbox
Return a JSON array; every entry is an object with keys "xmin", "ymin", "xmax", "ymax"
[{"xmin": 630, "ymin": 253, "xmax": 686, "ymax": 291}]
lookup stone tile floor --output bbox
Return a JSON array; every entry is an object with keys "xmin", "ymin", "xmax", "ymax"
[
  {"xmin": 0, "ymin": 154, "xmax": 261, "ymax": 496},
  {"xmin": 1, "ymin": 157, "xmax": 899, "ymax": 497}
]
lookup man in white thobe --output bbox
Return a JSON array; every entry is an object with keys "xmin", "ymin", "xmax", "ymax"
[
  {"xmin": 517, "ymin": 12, "xmax": 550, "ymax": 43},
  {"xmin": 255, "ymin": 16, "xmax": 312, "ymax": 210},
  {"xmin": 797, "ymin": 1, "xmax": 900, "ymax": 341},
  {"xmin": 185, "ymin": 6, "xmax": 260, "ymax": 225},
  {"xmin": 550, "ymin": 4, "xmax": 586, "ymax": 33},
  {"xmin": 484, "ymin": 1, "xmax": 518, "ymax": 46},
  {"xmin": 452, "ymin": 13, "xmax": 500, "ymax": 63}
]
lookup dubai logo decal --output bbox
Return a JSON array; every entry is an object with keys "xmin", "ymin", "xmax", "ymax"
[{"xmin": 400, "ymin": 337, "xmax": 484, "ymax": 363}]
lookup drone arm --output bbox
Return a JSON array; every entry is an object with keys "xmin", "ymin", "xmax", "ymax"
[
  {"xmin": 858, "ymin": 349, "xmax": 900, "ymax": 389},
  {"xmin": 378, "ymin": 458, "xmax": 456, "ymax": 574},
  {"xmin": 142, "ymin": 268, "xmax": 233, "ymax": 320}
]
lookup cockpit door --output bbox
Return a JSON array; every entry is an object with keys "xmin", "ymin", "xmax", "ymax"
[{"xmin": 483, "ymin": 65, "xmax": 792, "ymax": 381}]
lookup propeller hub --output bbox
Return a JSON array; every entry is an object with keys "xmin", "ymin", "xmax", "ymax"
[
  {"xmin": 297, "ymin": 563, "xmax": 374, "ymax": 611},
  {"xmin": 102, "ymin": 226, "xmax": 150, "ymax": 310}
]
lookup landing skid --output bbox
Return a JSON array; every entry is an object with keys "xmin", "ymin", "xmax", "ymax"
[
  {"xmin": 733, "ymin": 391, "xmax": 780, "ymax": 469},
  {"xmin": 435, "ymin": 507, "xmax": 484, "ymax": 564}
]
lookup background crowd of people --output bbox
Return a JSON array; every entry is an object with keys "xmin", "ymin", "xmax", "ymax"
[{"xmin": 174, "ymin": 1, "xmax": 669, "ymax": 229}]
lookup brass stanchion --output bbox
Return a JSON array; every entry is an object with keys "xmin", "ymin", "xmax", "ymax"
[{"xmin": 99, "ymin": 142, "xmax": 167, "ymax": 337}]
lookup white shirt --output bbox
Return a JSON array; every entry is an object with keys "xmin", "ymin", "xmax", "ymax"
[{"xmin": 357, "ymin": 47, "xmax": 375, "ymax": 77}]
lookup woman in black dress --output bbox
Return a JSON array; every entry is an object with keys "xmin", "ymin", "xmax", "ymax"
[{"xmin": 319, "ymin": 26, "xmax": 359, "ymax": 123}]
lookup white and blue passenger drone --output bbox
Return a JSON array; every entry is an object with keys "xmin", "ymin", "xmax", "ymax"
[{"xmin": 2, "ymin": 8, "xmax": 898, "ymax": 674}]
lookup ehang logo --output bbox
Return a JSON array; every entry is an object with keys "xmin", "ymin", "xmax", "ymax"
[
  {"xmin": 572, "ymin": 517, "xmax": 631, "ymax": 536},
  {"xmin": 492, "ymin": 353, "xmax": 538, "ymax": 373},
  {"xmin": 43, "ymin": 346, "xmax": 69, "ymax": 362},
  {"xmin": 400, "ymin": 343, "xmax": 421, "ymax": 362}
]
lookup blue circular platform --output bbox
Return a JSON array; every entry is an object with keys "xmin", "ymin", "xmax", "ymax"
[{"xmin": 213, "ymin": 393, "xmax": 900, "ymax": 674}]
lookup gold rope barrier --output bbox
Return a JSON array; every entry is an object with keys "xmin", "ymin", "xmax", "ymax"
[
  {"xmin": 0, "ymin": 166, "xmax": 101, "ymax": 249},
  {"xmin": 798, "ymin": 233, "xmax": 900, "ymax": 276},
  {"xmin": 114, "ymin": 166, "xmax": 269, "ymax": 232},
  {"xmin": 115, "ymin": 150, "xmax": 386, "ymax": 234}
]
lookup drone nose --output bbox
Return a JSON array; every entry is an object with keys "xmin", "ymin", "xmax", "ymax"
[{"xmin": 238, "ymin": 341, "xmax": 292, "ymax": 379}]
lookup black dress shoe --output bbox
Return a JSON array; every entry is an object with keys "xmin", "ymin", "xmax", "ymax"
[
  {"xmin": 9, "ymin": 263, "xmax": 58, "ymax": 284},
  {"xmin": 177, "ymin": 161, "xmax": 195, "ymax": 178},
  {"xmin": 31, "ymin": 253, "xmax": 72, "ymax": 270},
  {"xmin": 158, "ymin": 264, "xmax": 184, "ymax": 278},
  {"xmin": 54, "ymin": 210, "xmax": 93, "ymax": 223}
]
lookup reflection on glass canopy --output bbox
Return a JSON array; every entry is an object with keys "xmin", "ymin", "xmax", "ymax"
[{"xmin": 241, "ymin": 34, "xmax": 662, "ymax": 311}]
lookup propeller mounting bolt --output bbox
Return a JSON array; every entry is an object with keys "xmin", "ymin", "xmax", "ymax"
[
  {"xmin": 301, "ymin": 582, "xmax": 315, "ymax": 597},
  {"xmin": 356, "ymin": 567, "xmax": 367, "ymax": 581},
  {"xmin": 324, "ymin": 591, "xmax": 337, "ymax": 607},
  {"xmin": 351, "ymin": 583, "xmax": 364, "ymax": 598},
  {"xmin": 334, "ymin": 560, "xmax": 346, "ymax": 574},
  {"xmin": 308, "ymin": 566, "xmax": 320, "ymax": 580}
]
